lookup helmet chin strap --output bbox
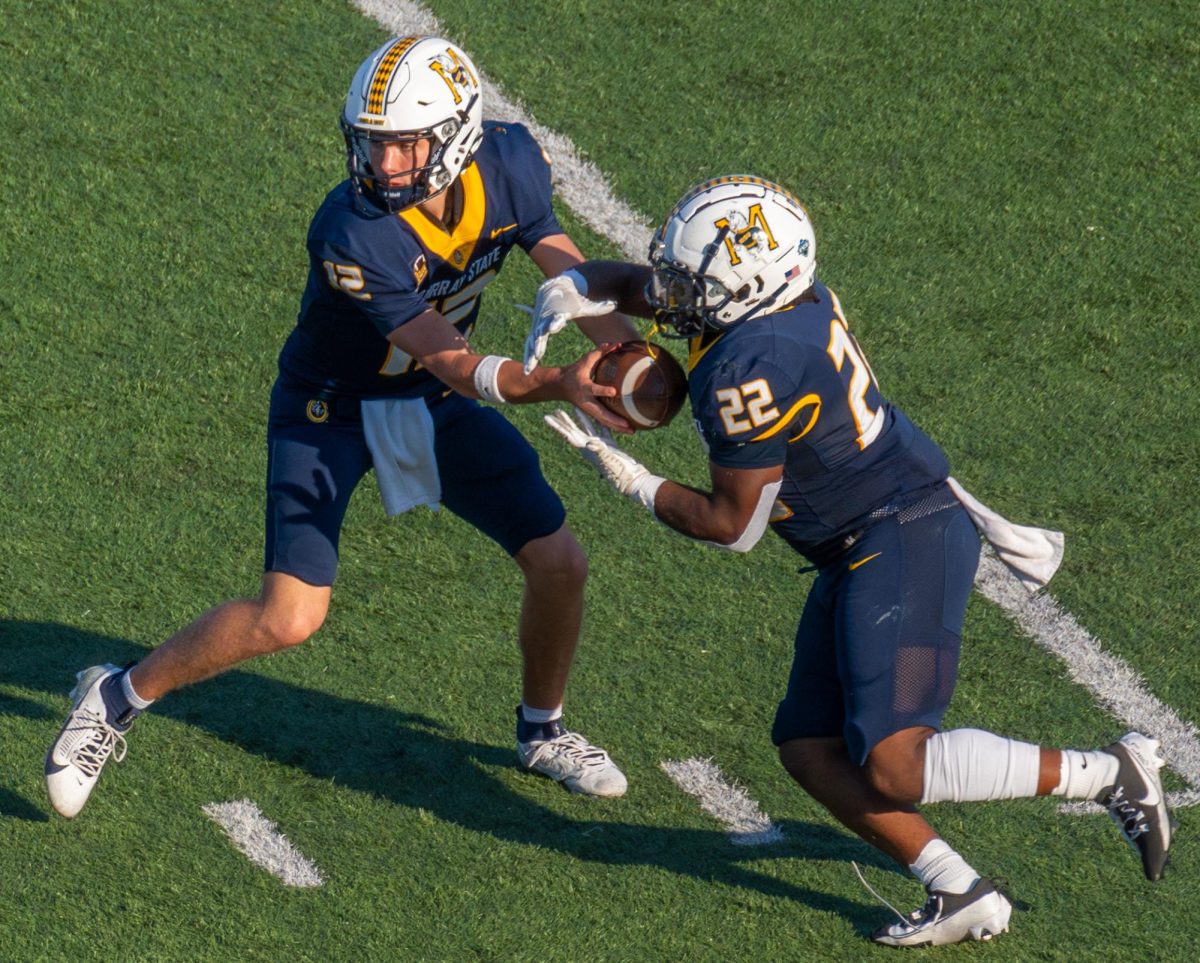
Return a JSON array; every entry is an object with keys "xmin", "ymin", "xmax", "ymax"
[{"xmin": 697, "ymin": 224, "xmax": 730, "ymax": 277}]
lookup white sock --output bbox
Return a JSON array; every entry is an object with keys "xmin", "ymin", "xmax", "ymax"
[
  {"xmin": 1052, "ymin": 749, "xmax": 1119, "ymax": 799},
  {"xmin": 520, "ymin": 703, "xmax": 562, "ymax": 724},
  {"xmin": 922, "ymin": 728, "xmax": 1041, "ymax": 803},
  {"xmin": 909, "ymin": 839, "xmax": 980, "ymax": 895},
  {"xmin": 122, "ymin": 668, "xmax": 154, "ymax": 709}
]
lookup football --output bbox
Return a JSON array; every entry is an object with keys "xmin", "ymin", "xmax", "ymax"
[{"xmin": 591, "ymin": 340, "xmax": 688, "ymax": 430}]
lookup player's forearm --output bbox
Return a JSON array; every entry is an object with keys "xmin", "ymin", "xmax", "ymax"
[
  {"xmin": 422, "ymin": 350, "xmax": 556, "ymax": 404},
  {"xmin": 575, "ymin": 261, "xmax": 654, "ymax": 318},
  {"xmin": 651, "ymin": 481, "xmax": 747, "ymax": 545},
  {"xmin": 575, "ymin": 312, "xmax": 639, "ymax": 347},
  {"xmin": 493, "ymin": 358, "xmax": 572, "ymax": 403}
]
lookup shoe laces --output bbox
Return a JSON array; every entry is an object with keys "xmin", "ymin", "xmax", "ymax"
[
  {"xmin": 852, "ymin": 862, "xmax": 927, "ymax": 929},
  {"xmin": 1105, "ymin": 786, "xmax": 1149, "ymax": 840},
  {"xmin": 525, "ymin": 731, "xmax": 612, "ymax": 770},
  {"xmin": 66, "ymin": 708, "xmax": 128, "ymax": 778}
]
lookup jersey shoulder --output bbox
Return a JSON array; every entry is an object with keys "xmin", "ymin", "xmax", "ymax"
[
  {"xmin": 476, "ymin": 122, "xmax": 553, "ymax": 197},
  {"xmin": 477, "ymin": 120, "xmax": 549, "ymax": 170},
  {"xmin": 307, "ymin": 181, "xmax": 422, "ymax": 282},
  {"xmin": 688, "ymin": 331, "xmax": 801, "ymax": 450},
  {"xmin": 689, "ymin": 284, "xmax": 848, "ymax": 450}
]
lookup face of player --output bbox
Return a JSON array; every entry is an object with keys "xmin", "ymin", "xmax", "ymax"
[{"xmin": 369, "ymin": 135, "xmax": 433, "ymax": 189}]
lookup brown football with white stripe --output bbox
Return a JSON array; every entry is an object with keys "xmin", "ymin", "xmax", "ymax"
[{"xmin": 591, "ymin": 341, "xmax": 688, "ymax": 430}]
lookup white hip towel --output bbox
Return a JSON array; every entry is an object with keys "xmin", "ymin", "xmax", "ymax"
[
  {"xmin": 947, "ymin": 476, "xmax": 1064, "ymax": 591},
  {"xmin": 361, "ymin": 397, "xmax": 442, "ymax": 516}
]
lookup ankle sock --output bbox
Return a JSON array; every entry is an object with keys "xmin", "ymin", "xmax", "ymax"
[
  {"xmin": 517, "ymin": 704, "xmax": 563, "ymax": 743},
  {"xmin": 909, "ymin": 838, "xmax": 980, "ymax": 896},
  {"xmin": 100, "ymin": 665, "xmax": 152, "ymax": 730},
  {"xmin": 1053, "ymin": 749, "xmax": 1119, "ymax": 799}
]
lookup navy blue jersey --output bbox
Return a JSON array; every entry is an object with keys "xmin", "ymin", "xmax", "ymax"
[
  {"xmin": 687, "ymin": 281, "xmax": 949, "ymax": 553},
  {"xmin": 278, "ymin": 121, "xmax": 563, "ymax": 398}
]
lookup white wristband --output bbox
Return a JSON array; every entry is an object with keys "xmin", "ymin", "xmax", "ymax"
[
  {"xmin": 473, "ymin": 355, "xmax": 510, "ymax": 404},
  {"xmin": 630, "ymin": 473, "xmax": 665, "ymax": 512}
]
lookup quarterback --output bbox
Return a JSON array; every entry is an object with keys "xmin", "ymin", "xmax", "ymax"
[
  {"xmin": 527, "ymin": 176, "xmax": 1173, "ymax": 947},
  {"xmin": 46, "ymin": 36, "xmax": 637, "ymax": 819}
]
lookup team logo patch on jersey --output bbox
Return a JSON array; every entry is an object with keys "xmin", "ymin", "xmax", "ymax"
[
  {"xmin": 413, "ymin": 254, "xmax": 428, "ymax": 286},
  {"xmin": 306, "ymin": 400, "xmax": 330, "ymax": 423}
]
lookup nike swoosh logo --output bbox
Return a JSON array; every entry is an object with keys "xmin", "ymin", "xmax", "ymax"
[
  {"xmin": 848, "ymin": 552, "xmax": 882, "ymax": 571},
  {"xmin": 490, "ymin": 222, "xmax": 518, "ymax": 239}
]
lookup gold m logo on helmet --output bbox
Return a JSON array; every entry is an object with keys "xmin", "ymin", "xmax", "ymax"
[
  {"xmin": 714, "ymin": 204, "xmax": 778, "ymax": 266},
  {"xmin": 429, "ymin": 47, "xmax": 478, "ymax": 105}
]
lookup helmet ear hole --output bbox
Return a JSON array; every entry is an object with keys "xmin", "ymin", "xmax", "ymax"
[{"xmin": 734, "ymin": 284, "xmax": 752, "ymax": 302}]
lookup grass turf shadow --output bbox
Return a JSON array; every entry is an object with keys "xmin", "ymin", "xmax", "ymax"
[{"xmin": 4, "ymin": 619, "xmax": 893, "ymax": 927}]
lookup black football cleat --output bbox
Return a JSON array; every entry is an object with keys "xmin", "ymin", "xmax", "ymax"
[{"xmin": 1096, "ymin": 732, "xmax": 1173, "ymax": 881}]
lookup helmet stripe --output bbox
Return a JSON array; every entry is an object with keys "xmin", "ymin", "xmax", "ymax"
[
  {"xmin": 366, "ymin": 36, "xmax": 420, "ymax": 115},
  {"xmin": 665, "ymin": 174, "xmax": 809, "ymax": 225}
]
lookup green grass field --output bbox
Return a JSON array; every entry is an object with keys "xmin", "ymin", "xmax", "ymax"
[{"xmin": 2, "ymin": 0, "xmax": 1198, "ymax": 959}]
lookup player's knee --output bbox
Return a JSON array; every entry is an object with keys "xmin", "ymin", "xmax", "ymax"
[
  {"xmin": 865, "ymin": 742, "xmax": 926, "ymax": 803},
  {"xmin": 518, "ymin": 528, "xmax": 588, "ymax": 590},
  {"xmin": 554, "ymin": 541, "xmax": 588, "ymax": 588},
  {"xmin": 864, "ymin": 760, "xmax": 911, "ymax": 802},
  {"xmin": 257, "ymin": 602, "xmax": 326, "ymax": 651}
]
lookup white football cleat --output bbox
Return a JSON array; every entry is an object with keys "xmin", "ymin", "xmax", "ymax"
[
  {"xmin": 872, "ymin": 876, "xmax": 1012, "ymax": 948},
  {"xmin": 45, "ymin": 664, "xmax": 130, "ymax": 818},
  {"xmin": 518, "ymin": 728, "xmax": 627, "ymax": 798}
]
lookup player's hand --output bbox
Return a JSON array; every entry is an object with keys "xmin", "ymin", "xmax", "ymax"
[
  {"xmin": 559, "ymin": 345, "xmax": 633, "ymax": 435},
  {"xmin": 544, "ymin": 409, "xmax": 661, "ymax": 509},
  {"xmin": 519, "ymin": 275, "xmax": 616, "ymax": 374}
]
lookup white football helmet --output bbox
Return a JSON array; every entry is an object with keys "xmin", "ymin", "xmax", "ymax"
[
  {"xmin": 647, "ymin": 176, "xmax": 817, "ymax": 336},
  {"xmin": 341, "ymin": 36, "xmax": 484, "ymax": 213}
]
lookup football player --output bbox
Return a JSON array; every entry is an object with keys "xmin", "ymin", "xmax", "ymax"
[
  {"xmin": 46, "ymin": 36, "xmax": 638, "ymax": 819},
  {"xmin": 527, "ymin": 176, "xmax": 1173, "ymax": 947}
]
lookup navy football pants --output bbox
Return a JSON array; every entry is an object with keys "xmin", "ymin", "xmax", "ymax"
[
  {"xmin": 772, "ymin": 496, "xmax": 981, "ymax": 764},
  {"xmin": 263, "ymin": 381, "xmax": 566, "ymax": 586}
]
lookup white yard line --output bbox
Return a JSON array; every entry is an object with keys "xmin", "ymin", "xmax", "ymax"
[
  {"xmin": 661, "ymin": 758, "xmax": 783, "ymax": 845},
  {"xmin": 203, "ymin": 800, "xmax": 325, "ymax": 887},
  {"xmin": 976, "ymin": 552, "xmax": 1200, "ymax": 810},
  {"xmin": 354, "ymin": 0, "xmax": 1200, "ymax": 814}
]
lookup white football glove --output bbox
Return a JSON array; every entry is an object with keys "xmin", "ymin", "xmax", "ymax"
[
  {"xmin": 520, "ymin": 273, "xmax": 616, "ymax": 374},
  {"xmin": 544, "ymin": 409, "xmax": 664, "ymax": 511}
]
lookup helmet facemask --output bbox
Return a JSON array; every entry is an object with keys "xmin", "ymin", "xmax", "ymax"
[
  {"xmin": 647, "ymin": 227, "xmax": 740, "ymax": 338},
  {"xmin": 341, "ymin": 102, "xmax": 477, "ymax": 213}
]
